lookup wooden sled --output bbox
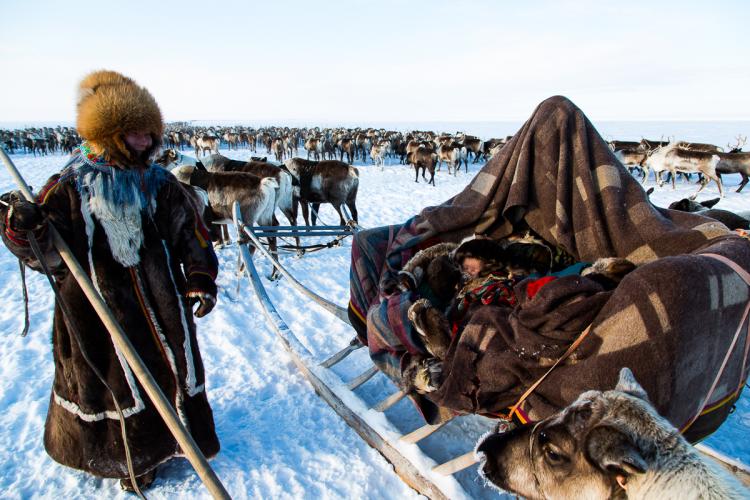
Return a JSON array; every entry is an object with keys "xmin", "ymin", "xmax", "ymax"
[{"xmin": 230, "ymin": 202, "xmax": 750, "ymax": 498}]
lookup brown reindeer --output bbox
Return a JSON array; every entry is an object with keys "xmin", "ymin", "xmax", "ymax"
[
  {"xmin": 304, "ymin": 137, "xmax": 321, "ymax": 161},
  {"xmin": 321, "ymin": 137, "xmax": 337, "ymax": 160},
  {"xmin": 337, "ymin": 137, "xmax": 354, "ymax": 164},
  {"xmin": 409, "ymin": 145, "xmax": 438, "ymax": 185},
  {"xmin": 461, "ymin": 135, "xmax": 483, "ymax": 163},
  {"xmin": 284, "ymin": 136, "xmax": 297, "ymax": 158},
  {"xmin": 271, "ymin": 138, "xmax": 285, "ymax": 162},
  {"xmin": 171, "ymin": 166, "xmax": 281, "ymax": 277},
  {"xmin": 283, "ymin": 158, "xmax": 359, "ymax": 226}
]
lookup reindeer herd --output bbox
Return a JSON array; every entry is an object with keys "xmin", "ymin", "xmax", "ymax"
[
  {"xmin": 2, "ymin": 123, "xmax": 748, "ymax": 258},
  {"xmin": 159, "ymin": 124, "xmax": 512, "ymax": 187},
  {"xmin": 610, "ymin": 134, "xmax": 750, "ymax": 198}
]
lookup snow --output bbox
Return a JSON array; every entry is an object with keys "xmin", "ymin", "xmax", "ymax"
[{"xmin": 0, "ymin": 119, "xmax": 749, "ymax": 499}]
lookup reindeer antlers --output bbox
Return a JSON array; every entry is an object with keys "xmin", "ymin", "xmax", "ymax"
[{"xmin": 727, "ymin": 134, "xmax": 747, "ymax": 153}]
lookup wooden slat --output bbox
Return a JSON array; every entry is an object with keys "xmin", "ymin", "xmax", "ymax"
[
  {"xmin": 432, "ymin": 451, "xmax": 478, "ymax": 476},
  {"xmin": 320, "ymin": 338, "xmax": 363, "ymax": 368},
  {"xmin": 400, "ymin": 421, "xmax": 450, "ymax": 444},
  {"xmin": 347, "ymin": 366, "xmax": 379, "ymax": 390},
  {"xmin": 373, "ymin": 390, "xmax": 406, "ymax": 412}
]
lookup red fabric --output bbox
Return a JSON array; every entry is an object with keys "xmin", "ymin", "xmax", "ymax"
[{"xmin": 525, "ymin": 276, "xmax": 557, "ymax": 299}]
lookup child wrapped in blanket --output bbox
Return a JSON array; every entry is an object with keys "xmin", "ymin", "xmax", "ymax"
[{"xmin": 398, "ymin": 233, "xmax": 635, "ymax": 394}]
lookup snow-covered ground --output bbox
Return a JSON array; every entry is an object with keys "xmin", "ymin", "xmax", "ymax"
[{"xmin": 0, "ymin": 120, "xmax": 748, "ymax": 499}]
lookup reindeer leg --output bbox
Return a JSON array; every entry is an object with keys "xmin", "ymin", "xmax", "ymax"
[
  {"xmin": 311, "ymin": 203, "xmax": 320, "ymax": 226},
  {"xmin": 711, "ymin": 172, "xmax": 724, "ymax": 198},
  {"xmin": 737, "ymin": 173, "xmax": 748, "ymax": 193},
  {"xmin": 300, "ymin": 202, "xmax": 311, "ymax": 227},
  {"xmin": 345, "ymin": 199, "xmax": 358, "ymax": 225},
  {"xmin": 267, "ymin": 216, "xmax": 281, "ymax": 280}
]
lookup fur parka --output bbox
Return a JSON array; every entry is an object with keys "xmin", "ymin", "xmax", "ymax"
[{"xmin": 1, "ymin": 147, "xmax": 220, "ymax": 479}]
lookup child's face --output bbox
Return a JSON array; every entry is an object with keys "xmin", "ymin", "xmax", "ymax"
[{"xmin": 461, "ymin": 257, "xmax": 485, "ymax": 278}]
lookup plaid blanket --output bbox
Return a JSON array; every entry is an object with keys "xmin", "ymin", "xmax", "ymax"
[{"xmin": 349, "ymin": 96, "xmax": 750, "ymax": 438}]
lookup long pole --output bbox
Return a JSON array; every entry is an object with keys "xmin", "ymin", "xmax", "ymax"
[{"xmin": 0, "ymin": 148, "xmax": 230, "ymax": 499}]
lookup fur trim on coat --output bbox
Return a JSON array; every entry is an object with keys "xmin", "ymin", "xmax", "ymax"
[{"xmin": 76, "ymin": 70, "xmax": 163, "ymax": 167}]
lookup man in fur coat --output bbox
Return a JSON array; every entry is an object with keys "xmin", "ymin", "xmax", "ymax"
[{"xmin": 0, "ymin": 70, "xmax": 220, "ymax": 490}]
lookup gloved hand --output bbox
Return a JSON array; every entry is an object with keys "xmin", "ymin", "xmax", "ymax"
[
  {"xmin": 9, "ymin": 199, "xmax": 45, "ymax": 232},
  {"xmin": 188, "ymin": 291, "xmax": 216, "ymax": 317}
]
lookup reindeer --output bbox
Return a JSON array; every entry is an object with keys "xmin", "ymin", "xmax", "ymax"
[
  {"xmin": 171, "ymin": 166, "xmax": 281, "ymax": 278},
  {"xmin": 370, "ymin": 142, "xmax": 389, "ymax": 170},
  {"xmin": 716, "ymin": 135, "xmax": 750, "ymax": 193},
  {"xmin": 437, "ymin": 143, "xmax": 464, "ymax": 175},
  {"xmin": 271, "ymin": 138, "xmax": 285, "ymax": 162},
  {"xmin": 337, "ymin": 137, "xmax": 354, "ymax": 164},
  {"xmin": 283, "ymin": 158, "xmax": 359, "ymax": 226},
  {"xmin": 222, "ymin": 131, "xmax": 240, "ymax": 150},
  {"xmin": 194, "ymin": 134, "xmax": 220, "ymax": 158},
  {"xmin": 644, "ymin": 142, "xmax": 723, "ymax": 199},
  {"xmin": 408, "ymin": 146, "xmax": 438, "ymax": 185},
  {"xmin": 404, "ymin": 139, "xmax": 421, "ymax": 166},
  {"xmin": 461, "ymin": 135, "xmax": 483, "ymax": 163},
  {"xmin": 284, "ymin": 136, "xmax": 297, "ymax": 158},
  {"xmin": 321, "ymin": 137, "xmax": 337, "ymax": 160},
  {"xmin": 614, "ymin": 148, "xmax": 648, "ymax": 179},
  {"xmin": 354, "ymin": 133, "xmax": 369, "ymax": 161},
  {"xmin": 304, "ymin": 137, "xmax": 321, "ymax": 161}
]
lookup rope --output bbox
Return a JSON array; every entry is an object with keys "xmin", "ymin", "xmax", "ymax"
[{"xmin": 27, "ymin": 232, "xmax": 146, "ymax": 499}]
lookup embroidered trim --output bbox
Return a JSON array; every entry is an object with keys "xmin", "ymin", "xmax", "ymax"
[{"xmin": 79, "ymin": 141, "xmax": 119, "ymax": 170}]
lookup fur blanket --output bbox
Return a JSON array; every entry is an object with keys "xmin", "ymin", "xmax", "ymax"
[{"xmin": 349, "ymin": 96, "xmax": 750, "ymax": 440}]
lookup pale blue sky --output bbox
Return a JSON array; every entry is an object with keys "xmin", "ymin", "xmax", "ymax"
[{"xmin": 1, "ymin": 0, "xmax": 748, "ymax": 123}]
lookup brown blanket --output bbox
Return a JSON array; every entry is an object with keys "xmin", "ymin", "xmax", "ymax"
[{"xmin": 350, "ymin": 96, "xmax": 750, "ymax": 440}]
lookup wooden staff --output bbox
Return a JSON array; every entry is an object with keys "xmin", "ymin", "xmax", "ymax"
[{"xmin": 0, "ymin": 148, "xmax": 230, "ymax": 499}]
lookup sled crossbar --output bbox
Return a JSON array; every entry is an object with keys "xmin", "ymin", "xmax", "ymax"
[
  {"xmin": 372, "ymin": 390, "xmax": 406, "ymax": 412},
  {"xmin": 347, "ymin": 366, "xmax": 379, "ymax": 390},
  {"xmin": 320, "ymin": 338, "xmax": 363, "ymax": 368}
]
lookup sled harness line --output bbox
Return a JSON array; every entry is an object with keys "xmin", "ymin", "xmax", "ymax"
[
  {"xmin": 680, "ymin": 253, "xmax": 750, "ymax": 434},
  {"xmin": 25, "ymin": 231, "xmax": 147, "ymax": 499},
  {"xmin": 275, "ymin": 232, "xmax": 352, "ymax": 253}
]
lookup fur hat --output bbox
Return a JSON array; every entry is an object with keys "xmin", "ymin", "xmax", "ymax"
[
  {"xmin": 451, "ymin": 236, "xmax": 506, "ymax": 267},
  {"xmin": 76, "ymin": 70, "xmax": 163, "ymax": 167}
]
